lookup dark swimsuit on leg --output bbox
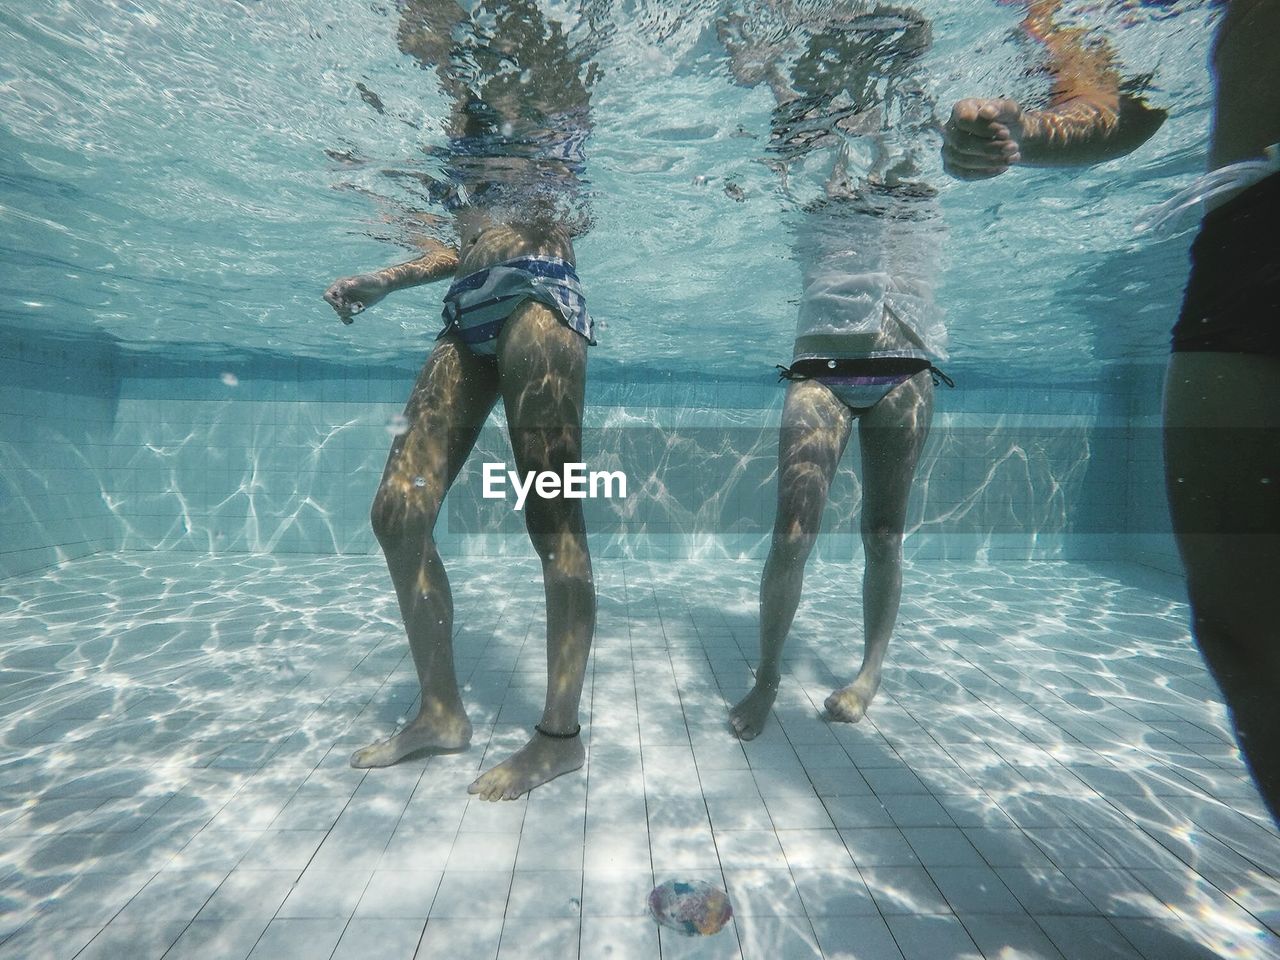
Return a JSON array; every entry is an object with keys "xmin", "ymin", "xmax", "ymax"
[{"xmin": 1171, "ymin": 171, "xmax": 1280, "ymax": 355}]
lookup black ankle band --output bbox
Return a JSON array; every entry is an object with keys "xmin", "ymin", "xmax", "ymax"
[{"xmin": 534, "ymin": 723, "xmax": 581, "ymax": 739}]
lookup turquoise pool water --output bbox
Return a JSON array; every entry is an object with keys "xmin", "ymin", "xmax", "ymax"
[{"xmin": 2, "ymin": 0, "xmax": 1218, "ymax": 374}]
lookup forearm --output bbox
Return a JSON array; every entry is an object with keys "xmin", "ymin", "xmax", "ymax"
[
  {"xmin": 1014, "ymin": 0, "xmax": 1164, "ymax": 165},
  {"xmin": 1016, "ymin": 90, "xmax": 1165, "ymax": 166},
  {"xmin": 1017, "ymin": 93, "xmax": 1118, "ymax": 163},
  {"xmin": 371, "ymin": 245, "xmax": 460, "ymax": 293}
]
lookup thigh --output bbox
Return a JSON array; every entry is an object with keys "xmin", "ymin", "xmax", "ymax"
[
  {"xmin": 379, "ymin": 334, "xmax": 501, "ymax": 512},
  {"xmin": 774, "ymin": 380, "xmax": 855, "ymax": 536},
  {"xmin": 495, "ymin": 298, "xmax": 588, "ymax": 459},
  {"xmin": 493, "ymin": 300, "xmax": 590, "ymax": 540},
  {"xmin": 856, "ymin": 371, "xmax": 934, "ymax": 533}
]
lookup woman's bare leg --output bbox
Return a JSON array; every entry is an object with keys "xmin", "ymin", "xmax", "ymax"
[
  {"xmin": 468, "ymin": 300, "xmax": 595, "ymax": 800},
  {"xmin": 351, "ymin": 335, "xmax": 500, "ymax": 768},
  {"xmin": 730, "ymin": 380, "xmax": 853, "ymax": 740},
  {"xmin": 825, "ymin": 371, "xmax": 933, "ymax": 723},
  {"xmin": 1165, "ymin": 351, "xmax": 1280, "ymax": 820}
]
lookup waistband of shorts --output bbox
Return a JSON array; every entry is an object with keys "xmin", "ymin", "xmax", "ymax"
[{"xmin": 777, "ymin": 356, "xmax": 954, "ymax": 388}]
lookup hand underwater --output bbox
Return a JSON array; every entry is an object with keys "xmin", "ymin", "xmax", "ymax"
[
  {"xmin": 942, "ymin": 97, "xmax": 1024, "ymax": 180},
  {"xmin": 323, "ymin": 273, "xmax": 389, "ymax": 324}
]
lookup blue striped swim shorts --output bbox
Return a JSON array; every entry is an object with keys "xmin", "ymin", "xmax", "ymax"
[{"xmin": 439, "ymin": 255, "xmax": 595, "ymax": 355}]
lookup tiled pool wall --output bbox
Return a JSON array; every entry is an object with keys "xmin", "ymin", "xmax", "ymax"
[
  {"xmin": 0, "ymin": 331, "xmax": 119, "ymax": 576},
  {"xmin": 1, "ymin": 326, "xmax": 1180, "ymax": 579}
]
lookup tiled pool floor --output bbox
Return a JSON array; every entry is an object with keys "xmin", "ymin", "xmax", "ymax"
[{"xmin": 0, "ymin": 553, "xmax": 1277, "ymax": 960}]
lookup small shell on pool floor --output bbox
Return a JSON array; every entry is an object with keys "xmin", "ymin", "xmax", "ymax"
[{"xmin": 648, "ymin": 879, "xmax": 733, "ymax": 936}]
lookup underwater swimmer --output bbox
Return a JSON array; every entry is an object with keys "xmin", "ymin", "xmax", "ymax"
[
  {"xmin": 722, "ymin": 0, "xmax": 1165, "ymax": 741},
  {"xmin": 951, "ymin": 0, "xmax": 1280, "ymax": 822},
  {"xmin": 1161, "ymin": 0, "xmax": 1280, "ymax": 822},
  {"xmin": 324, "ymin": 0, "xmax": 599, "ymax": 802},
  {"xmin": 718, "ymin": 2, "xmax": 952, "ymax": 740}
]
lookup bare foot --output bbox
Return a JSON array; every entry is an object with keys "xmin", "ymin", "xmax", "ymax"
[
  {"xmin": 350, "ymin": 710, "xmax": 472, "ymax": 768},
  {"xmin": 468, "ymin": 728, "xmax": 586, "ymax": 801},
  {"xmin": 824, "ymin": 673, "xmax": 881, "ymax": 724},
  {"xmin": 729, "ymin": 677, "xmax": 779, "ymax": 741}
]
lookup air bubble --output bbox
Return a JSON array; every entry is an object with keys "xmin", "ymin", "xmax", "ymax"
[
  {"xmin": 386, "ymin": 413, "xmax": 410, "ymax": 437},
  {"xmin": 220, "ymin": 372, "xmax": 239, "ymax": 387},
  {"xmin": 501, "ymin": 121, "xmax": 514, "ymax": 137},
  {"xmin": 827, "ymin": 360, "xmax": 837, "ymax": 369},
  {"xmin": 413, "ymin": 476, "xmax": 427, "ymax": 488}
]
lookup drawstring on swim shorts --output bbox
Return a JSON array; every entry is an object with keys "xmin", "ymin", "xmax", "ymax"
[{"xmin": 929, "ymin": 365, "xmax": 955, "ymax": 388}]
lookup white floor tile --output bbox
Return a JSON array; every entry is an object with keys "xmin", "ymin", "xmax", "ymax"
[
  {"xmin": 579, "ymin": 916, "xmax": 659, "ymax": 958},
  {"xmin": 331, "ymin": 918, "xmax": 425, "ymax": 960},
  {"xmin": 735, "ymin": 915, "xmax": 821, "ymax": 960},
  {"xmin": 355, "ymin": 870, "xmax": 443, "ymax": 919},
  {"xmin": 722, "ymin": 869, "xmax": 806, "ymax": 917},
  {"xmin": 790, "ymin": 868, "xmax": 879, "ymax": 918},
  {"xmin": 658, "ymin": 920, "xmax": 743, "ymax": 960},
  {"xmin": 276, "ymin": 867, "xmax": 372, "ymax": 918},
  {"xmin": 416, "ymin": 918, "xmax": 503, "ymax": 960},
  {"xmin": 197, "ymin": 869, "xmax": 299, "ymax": 920},
  {"xmin": 884, "ymin": 914, "xmax": 981, "ymax": 960},
  {"xmin": 775, "ymin": 829, "xmax": 854, "ymax": 870},
  {"xmin": 246, "ymin": 918, "xmax": 347, "ymax": 960},
  {"xmin": 810, "ymin": 915, "xmax": 903, "ymax": 960},
  {"xmin": 506, "ymin": 870, "xmax": 584, "ymax": 918},
  {"xmin": 859, "ymin": 866, "xmax": 951, "ymax": 916},
  {"xmin": 1034, "ymin": 916, "xmax": 1143, "ymax": 960},
  {"xmin": 162, "ymin": 919, "xmax": 270, "ymax": 960},
  {"xmin": 581, "ymin": 869, "xmax": 655, "ymax": 918},
  {"xmin": 714, "ymin": 830, "xmax": 789, "ymax": 870},
  {"xmin": 430, "ymin": 870, "xmax": 514, "ymax": 919},
  {"xmin": 958, "ymin": 913, "xmax": 1065, "ymax": 960},
  {"xmin": 584, "ymin": 828, "xmax": 650, "ymax": 873},
  {"xmin": 839, "ymin": 827, "xmax": 921, "ymax": 867},
  {"xmin": 446, "ymin": 832, "xmax": 521, "ymax": 873},
  {"xmin": 495, "ymin": 917, "xmax": 580, "ymax": 960},
  {"xmin": 926, "ymin": 866, "xmax": 1024, "ymax": 915}
]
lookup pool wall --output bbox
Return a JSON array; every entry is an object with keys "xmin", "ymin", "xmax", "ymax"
[{"xmin": 1, "ymin": 325, "xmax": 1180, "ymax": 580}]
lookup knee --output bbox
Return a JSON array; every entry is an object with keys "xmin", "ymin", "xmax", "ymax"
[
  {"xmin": 532, "ymin": 533, "xmax": 596, "ymax": 598},
  {"xmin": 862, "ymin": 525, "xmax": 903, "ymax": 563},
  {"xmin": 771, "ymin": 523, "xmax": 818, "ymax": 566},
  {"xmin": 370, "ymin": 481, "xmax": 437, "ymax": 548}
]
